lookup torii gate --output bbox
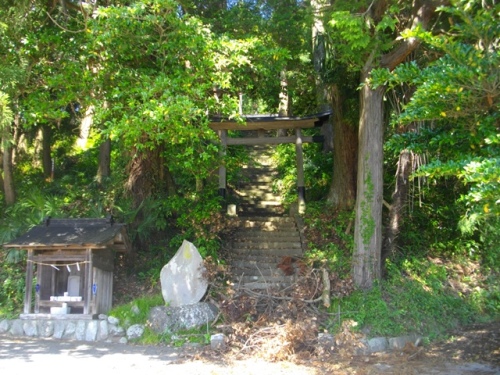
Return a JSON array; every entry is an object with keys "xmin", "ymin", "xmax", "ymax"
[{"xmin": 209, "ymin": 111, "xmax": 332, "ymax": 212}]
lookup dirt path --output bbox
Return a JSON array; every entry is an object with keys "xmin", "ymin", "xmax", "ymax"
[{"xmin": 1, "ymin": 323, "xmax": 499, "ymax": 375}]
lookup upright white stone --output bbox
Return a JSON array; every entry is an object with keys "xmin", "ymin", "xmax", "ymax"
[{"xmin": 160, "ymin": 240, "xmax": 207, "ymax": 307}]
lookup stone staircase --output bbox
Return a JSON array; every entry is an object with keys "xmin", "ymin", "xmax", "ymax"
[
  {"xmin": 230, "ymin": 144, "xmax": 284, "ymax": 217},
  {"xmin": 225, "ymin": 145, "xmax": 305, "ymax": 290}
]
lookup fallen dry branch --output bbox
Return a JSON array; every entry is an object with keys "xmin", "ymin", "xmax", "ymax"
[{"xmin": 203, "ymin": 257, "xmax": 357, "ymax": 361}]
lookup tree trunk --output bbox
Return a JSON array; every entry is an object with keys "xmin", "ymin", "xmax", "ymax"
[
  {"xmin": 42, "ymin": 124, "xmax": 52, "ymax": 180},
  {"xmin": 164, "ymin": 164, "xmax": 176, "ymax": 197},
  {"xmin": 3, "ymin": 115, "xmax": 18, "ymax": 206},
  {"xmin": 97, "ymin": 137, "xmax": 111, "ymax": 184},
  {"xmin": 77, "ymin": 104, "xmax": 94, "ymax": 149},
  {"xmin": 3, "ymin": 141, "xmax": 15, "ymax": 205},
  {"xmin": 327, "ymin": 84, "xmax": 358, "ymax": 210},
  {"xmin": 312, "ymin": 0, "xmax": 333, "ymax": 152},
  {"xmin": 196, "ymin": 177, "xmax": 204, "ymax": 192},
  {"xmin": 0, "ymin": 151, "xmax": 4, "ymax": 196},
  {"xmin": 352, "ymin": 69, "xmax": 385, "ymax": 290},
  {"xmin": 277, "ymin": 69, "xmax": 289, "ymax": 137},
  {"xmin": 382, "ymin": 149, "xmax": 413, "ymax": 266}
]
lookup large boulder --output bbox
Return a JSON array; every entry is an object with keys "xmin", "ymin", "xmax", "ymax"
[
  {"xmin": 148, "ymin": 303, "xmax": 218, "ymax": 334},
  {"xmin": 160, "ymin": 240, "xmax": 208, "ymax": 307}
]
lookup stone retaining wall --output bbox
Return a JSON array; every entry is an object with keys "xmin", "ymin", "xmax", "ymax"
[{"xmin": 0, "ymin": 316, "xmax": 137, "ymax": 344}]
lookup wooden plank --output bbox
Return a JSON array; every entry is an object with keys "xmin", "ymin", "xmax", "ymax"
[
  {"xmin": 38, "ymin": 300, "xmax": 85, "ymax": 308},
  {"xmin": 93, "ymin": 268, "xmax": 101, "ymax": 314},
  {"xmin": 93, "ymin": 268, "xmax": 113, "ymax": 314},
  {"xmin": 24, "ymin": 250, "xmax": 34, "ymax": 314},
  {"xmin": 219, "ymin": 129, "xmax": 227, "ymax": 197},
  {"xmin": 7, "ymin": 244, "xmax": 108, "ymax": 250},
  {"xmin": 92, "ymin": 249, "xmax": 114, "ymax": 272},
  {"xmin": 84, "ymin": 249, "xmax": 93, "ymax": 315},
  {"xmin": 32, "ymin": 256, "xmax": 87, "ymax": 264},
  {"xmin": 226, "ymin": 135, "xmax": 323, "ymax": 146},
  {"xmin": 209, "ymin": 117, "xmax": 319, "ymax": 131},
  {"xmin": 40, "ymin": 265, "xmax": 54, "ymax": 310},
  {"xmin": 19, "ymin": 313, "xmax": 97, "ymax": 320},
  {"xmin": 296, "ymin": 129, "xmax": 306, "ymax": 212}
]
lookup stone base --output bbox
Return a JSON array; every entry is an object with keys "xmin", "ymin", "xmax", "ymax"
[{"xmin": 0, "ymin": 316, "xmax": 126, "ymax": 343}]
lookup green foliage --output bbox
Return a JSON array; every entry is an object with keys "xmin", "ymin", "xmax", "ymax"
[
  {"xmin": 166, "ymin": 191, "xmax": 226, "ymax": 260},
  {"xmin": 303, "ymin": 202, "xmax": 354, "ymax": 276},
  {"xmin": 273, "ymin": 141, "xmax": 332, "ymax": 207},
  {"xmin": 108, "ymin": 294, "xmax": 165, "ymax": 330},
  {"xmin": 323, "ymin": 1, "xmax": 406, "ymax": 71},
  {"xmin": 328, "ymin": 258, "xmax": 484, "ymax": 338},
  {"xmin": 0, "ymin": 91, "xmax": 13, "ymax": 140},
  {"xmin": 380, "ymin": 2, "xmax": 499, "ymax": 267},
  {"xmin": 157, "ymin": 327, "xmax": 212, "ymax": 347},
  {"xmin": 0, "ymin": 253, "xmax": 25, "ymax": 318}
]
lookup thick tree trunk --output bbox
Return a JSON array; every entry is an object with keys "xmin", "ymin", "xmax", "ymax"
[
  {"xmin": 97, "ymin": 137, "xmax": 111, "ymax": 184},
  {"xmin": 382, "ymin": 149, "xmax": 413, "ymax": 265},
  {"xmin": 352, "ymin": 70, "xmax": 385, "ymax": 290},
  {"xmin": 350, "ymin": 0, "xmax": 441, "ymax": 289},
  {"xmin": 327, "ymin": 84, "xmax": 358, "ymax": 210},
  {"xmin": 42, "ymin": 124, "xmax": 52, "ymax": 179}
]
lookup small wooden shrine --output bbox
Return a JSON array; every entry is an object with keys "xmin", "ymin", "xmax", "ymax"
[{"xmin": 3, "ymin": 217, "xmax": 130, "ymax": 320}]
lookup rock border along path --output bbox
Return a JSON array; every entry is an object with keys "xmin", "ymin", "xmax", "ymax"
[{"xmin": 0, "ymin": 316, "xmax": 135, "ymax": 343}]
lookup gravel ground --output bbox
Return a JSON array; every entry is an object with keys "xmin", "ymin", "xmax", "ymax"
[{"xmin": 0, "ymin": 334, "xmax": 499, "ymax": 375}]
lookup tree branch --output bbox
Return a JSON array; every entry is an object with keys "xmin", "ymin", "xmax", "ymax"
[{"xmin": 380, "ymin": 0, "xmax": 448, "ymax": 70}]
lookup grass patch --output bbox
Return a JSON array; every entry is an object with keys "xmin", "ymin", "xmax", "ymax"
[
  {"xmin": 324, "ymin": 257, "xmax": 497, "ymax": 340},
  {"xmin": 302, "ymin": 203, "xmax": 499, "ymax": 340},
  {"xmin": 108, "ymin": 294, "xmax": 165, "ymax": 329}
]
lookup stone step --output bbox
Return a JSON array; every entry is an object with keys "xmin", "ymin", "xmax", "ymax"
[
  {"xmin": 231, "ymin": 248, "xmax": 303, "ymax": 257},
  {"xmin": 236, "ymin": 174, "xmax": 278, "ymax": 183},
  {"xmin": 235, "ymin": 276, "xmax": 295, "ymax": 290},
  {"xmin": 235, "ymin": 216, "xmax": 293, "ymax": 222},
  {"xmin": 237, "ymin": 211, "xmax": 285, "ymax": 218},
  {"xmin": 242, "ymin": 165, "xmax": 278, "ymax": 172},
  {"xmin": 236, "ymin": 208, "xmax": 285, "ymax": 217},
  {"xmin": 235, "ymin": 281, "xmax": 293, "ymax": 290},
  {"xmin": 231, "ymin": 259, "xmax": 285, "ymax": 269},
  {"xmin": 224, "ymin": 146, "xmax": 304, "ymax": 291},
  {"xmin": 236, "ymin": 191, "xmax": 280, "ymax": 200},
  {"xmin": 238, "ymin": 202, "xmax": 282, "ymax": 210},
  {"xmin": 232, "ymin": 231, "xmax": 301, "ymax": 239},
  {"xmin": 229, "ymin": 254, "xmax": 294, "ymax": 263},
  {"xmin": 231, "ymin": 234, "xmax": 300, "ymax": 243},
  {"xmin": 231, "ymin": 241, "xmax": 302, "ymax": 249},
  {"xmin": 233, "ymin": 228, "xmax": 298, "ymax": 235},
  {"xmin": 238, "ymin": 274, "xmax": 296, "ymax": 283},
  {"xmin": 232, "ymin": 184, "xmax": 276, "ymax": 192},
  {"xmin": 233, "ymin": 217, "xmax": 294, "ymax": 225},
  {"xmin": 231, "ymin": 267, "xmax": 287, "ymax": 278}
]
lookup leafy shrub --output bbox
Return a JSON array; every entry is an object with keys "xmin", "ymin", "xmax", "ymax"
[
  {"xmin": 166, "ymin": 191, "xmax": 226, "ymax": 260},
  {"xmin": 303, "ymin": 202, "xmax": 354, "ymax": 276},
  {"xmin": 0, "ymin": 254, "xmax": 25, "ymax": 318},
  {"xmin": 273, "ymin": 141, "xmax": 332, "ymax": 208}
]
